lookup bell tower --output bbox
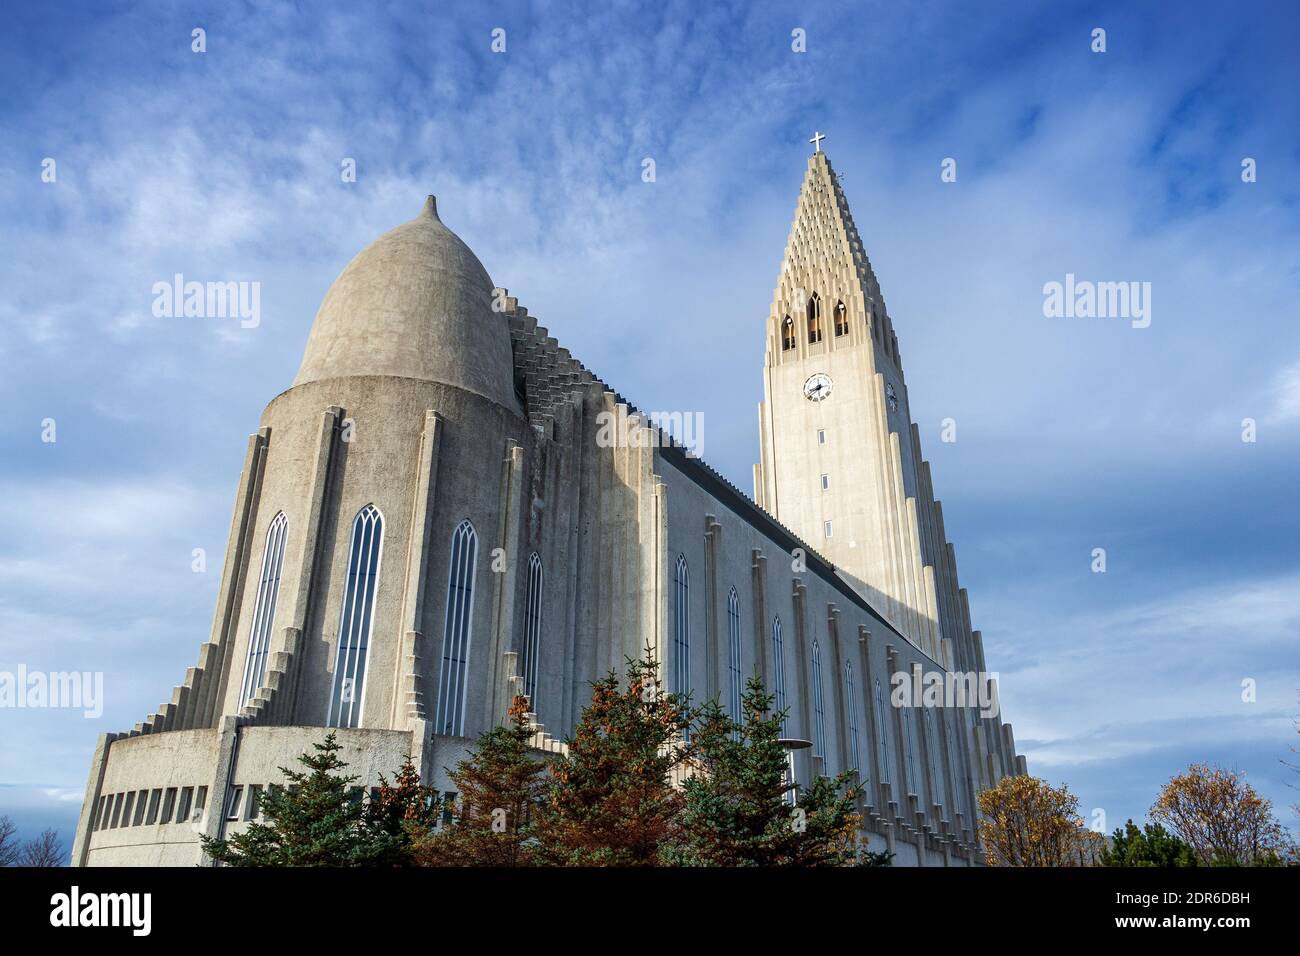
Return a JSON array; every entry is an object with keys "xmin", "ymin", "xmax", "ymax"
[{"xmin": 755, "ymin": 146, "xmax": 954, "ymax": 662}]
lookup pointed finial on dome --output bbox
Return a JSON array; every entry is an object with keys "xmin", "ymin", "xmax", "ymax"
[{"xmin": 421, "ymin": 195, "xmax": 439, "ymax": 221}]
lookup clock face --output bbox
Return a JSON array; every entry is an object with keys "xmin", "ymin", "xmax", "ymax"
[
  {"xmin": 886, "ymin": 382, "xmax": 899, "ymax": 412},
  {"xmin": 803, "ymin": 372, "xmax": 833, "ymax": 402}
]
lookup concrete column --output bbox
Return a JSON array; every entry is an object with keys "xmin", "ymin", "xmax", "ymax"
[
  {"xmin": 281, "ymin": 406, "xmax": 342, "ymax": 723},
  {"xmin": 486, "ymin": 440, "xmax": 525, "ymax": 731},
  {"xmin": 70, "ymin": 732, "xmax": 117, "ymax": 867},
  {"xmin": 198, "ymin": 428, "xmax": 271, "ymax": 727},
  {"xmin": 391, "ymin": 410, "xmax": 441, "ymax": 729}
]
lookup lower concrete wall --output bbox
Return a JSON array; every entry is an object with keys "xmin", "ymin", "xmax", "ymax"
[{"xmin": 80, "ymin": 725, "xmax": 417, "ymax": 867}]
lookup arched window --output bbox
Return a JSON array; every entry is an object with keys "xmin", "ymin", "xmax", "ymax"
[
  {"xmin": 811, "ymin": 639, "xmax": 827, "ymax": 774},
  {"xmin": 924, "ymin": 708, "xmax": 942, "ymax": 802},
  {"xmin": 328, "ymin": 504, "xmax": 383, "ymax": 728},
  {"xmin": 807, "ymin": 293, "xmax": 823, "ymax": 343},
  {"xmin": 673, "ymin": 554, "xmax": 690, "ymax": 698},
  {"xmin": 436, "ymin": 519, "xmax": 478, "ymax": 736},
  {"xmin": 239, "ymin": 512, "xmax": 288, "ymax": 707},
  {"xmin": 834, "ymin": 300, "xmax": 848, "ymax": 336},
  {"xmin": 845, "ymin": 660, "xmax": 862, "ymax": 774},
  {"xmin": 726, "ymin": 587, "xmax": 742, "ymax": 726},
  {"xmin": 521, "ymin": 552, "xmax": 543, "ymax": 713},
  {"xmin": 781, "ymin": 315, "xmax": 795, "ymax": 351},
  {"xmin": 874, "ymin": 679, "xmax": 891, "ymax": 783},
  {"xmin": 772, "ymin": 616, "xmax": 788, "ymax": 735}
]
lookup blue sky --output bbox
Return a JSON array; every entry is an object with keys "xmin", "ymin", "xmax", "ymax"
[{"xmin": 2, "ymin": 0, "xmax": 1298, "ymax": 848}]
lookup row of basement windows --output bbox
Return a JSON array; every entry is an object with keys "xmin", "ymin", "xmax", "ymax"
[
  {"xmin": 93, "ymin": 783, "xmax": 462, "ymax": 832},
  {"xmin": 238, "ymin": 508, "xmax": 547, "ymax": 733},
  {"xmin": 92, "ymin": 785, "xmax": 207, "ymax": 831}
]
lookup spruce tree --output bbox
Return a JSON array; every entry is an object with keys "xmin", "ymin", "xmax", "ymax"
[
  {"xmin": 413, "ymin": 696, "xmax": 547, "ymax": 866},
  {"xmin": 364, "ymin": 755, "xmax": 444, "ymax": 866},
  {"xmin": 1099, "ymin": 819, "xmax": 1199, "ymax": 867},
  {"xmin": 663, "ymin": 677, "xmax": 861, "ymax": 866},
  {"xmin": 535, "ymin": 655, "xmax": 690, "ymax": 866},
  {"xmin": 202, "ymin": 733, "xmax": 402, "ymax": 866}
]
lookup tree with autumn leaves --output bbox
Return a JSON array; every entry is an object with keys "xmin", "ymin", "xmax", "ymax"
[
  {"xmin": 1149, "ymin": 763, "xmax": 1290, "ymax": 866},
  {"xmin": 530, "ymin": 657, "xmax": 692, "ymax": 864},
  {"xmin": 412, "ymin": 696, "xmax": 548, "ymax": 866},
  {"xmin": 979, "ymin": 765, "xmax": 1295, "ymax": 868},
  {"xmin": 977, "ymin": 775, "xmax": 1100, "ymax": 866}
]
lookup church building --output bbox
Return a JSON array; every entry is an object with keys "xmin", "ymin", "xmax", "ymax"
[{"xmin": 72, "ymin": 146, "xmax": 1026, "ymax": 867}]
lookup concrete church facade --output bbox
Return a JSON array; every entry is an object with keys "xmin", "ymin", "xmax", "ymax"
[{"xmin": 73, "ymin": 148, "xmax": 1025, "ymax": 868}]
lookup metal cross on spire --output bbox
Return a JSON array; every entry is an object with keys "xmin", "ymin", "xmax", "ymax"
[{"xmin": 809, "ymin": 130, "xmax": 826, "ymax": 153}]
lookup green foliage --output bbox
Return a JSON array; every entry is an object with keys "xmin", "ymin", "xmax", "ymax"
[
  {"xmin": 534, "ymin": 654, "xmax": 690, "ymax": 866},
  {"xmin": 856, "ymin": 848, "xmax": 894, "ymax": 867},
  {"xmin": 1099, "ymin": 820, "xmax": 1199, "ymax": 867},
  {"xmin": 413, "ymin": 697, "xmax": 548, "ymax": 866},
  {"xmin": 662, "ymin": 677, "xmax": 862, "ymax": 866},
  {"xmin": 201, "ymin": 733, "xmax": 418, "ymax": 867}
]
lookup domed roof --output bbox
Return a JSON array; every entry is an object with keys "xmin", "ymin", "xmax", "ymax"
[{"xmin": 293, "ymin": 196, "xmax": 521, "ymax": 413}]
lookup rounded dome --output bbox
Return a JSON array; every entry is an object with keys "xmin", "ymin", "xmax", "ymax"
[{"xmin": 293, "ymin": 196, "xmax": 521, "ymax": 413}]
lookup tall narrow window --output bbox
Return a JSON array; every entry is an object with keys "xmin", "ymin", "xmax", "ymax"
[
  {"xmin": 946, "ymin": 718, "xmax": 963, "ymax": 816},
  {"xmin": 726, "ymin": 587, "xmax": 742, "ymax": 726},
  {"xmin": 772, "ymin": 616, "xmax": 788, "ymax": 735},
  {"xmin": 845, "ymin": 661, "xmax": 862, "ymax": 774},
  {"xmin": 874, "ymin": 679, "xmax": 891, "ymax": 783},
  {"xmin": 673, "ymin": 554, "xmax": 690, "ymax": 699},
  {"xmin": 239, "ymin": 511, "xmax": 288, "ymax": 707},
  {"xmin": 328, "ymin": 504, "xmax": 383, "ymax": 728},
  {"xmin": 834, "ymin": 300, "xmax": 848, "ymax": 336},
  {"xmin": 437, "ymin": 519, "xmax": 479, "ymax": 736},
  {"xmin": 902, "ymin": 706, "xmax": 918, "ymax": 793},
  {"xmin": 781, "ymin": 315, "xmax": 796, "ymax": 351},
  {"xmin": 924, "ymin": 708, "xmax": 941, "ymax": 802},
  {"xmin": 807, "ymin": 293, "xmax": 823, "ymax": 343},
  {"xmin": 521, "ymin": 552, "xmax": 543, "ymax": 712},
  {"xmin": 811, "ymin": 639, "xmax": 827, "ymax": 774}
]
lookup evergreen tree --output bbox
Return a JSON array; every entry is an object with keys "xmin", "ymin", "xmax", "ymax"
[
  {"xmin": 202, "ymin": 733, "xmax": 403, "ymax": 867},
  {"xmin": 664, "ymin": 677, "xmax": 861, "ymax": 866},
  {"xmin": 364, "ymin": 755, "xmax": 444, "ymax": 866},
  {"xmin": 413, "ymin": 696, "xmax": 548, "ymax": 866},
  {"xmin": 1099, "ymin": 819, "xmax": 1199, "ymax": 867},
  {"xmin": 536, "ymin": 655, "xmax": 690, "ymax": 866}
]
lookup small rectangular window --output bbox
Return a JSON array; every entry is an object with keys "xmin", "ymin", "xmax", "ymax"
[
  {"xmin": 145, "ymin": 789, "xmax": 162, "ymax": 825},
  {"xmin": 194, "ymin": 786, "xmax": 208, "ymax": 821},
  {"xmin": 95, "ymin": 795, "xmax": 110, "ymax": 830},
  {"xmin": 132, "ymin": 789, "xmax": 149, "ymax": 826},
  {"xmin": 225, "ymin": 786, "xmax": 244, "ymax": 821},
  {"xmin": 120, "ymin": 791, "xmax": 136, "ymax": 827},
  {"xmin": 441, "ymin": 792, "xmax": 458, "ymax": 828},
  {"xmin": 820, "ymin": 474, "xmax": 830, "ymax": 491},
  {"xmin": 817, "ymin": 429, "xmax": 826, "ymax": 445},
  {"xmin": 248, "ymin": 784, "xmax": 264, "ymax": 820},
  {"xmin": 110, "ymin": 792, "xmax": 125, "ymax": 828},
  {"xmin": 824, "ymin": 520, "xmax": 833, "ymax": 538},
  {"xmin": 176, "ymin": 787, "xmax": 193, "ymax": 824},
  {"xmin": 161, "ymin": 787, "xmax": 178, "ymax": 824}
]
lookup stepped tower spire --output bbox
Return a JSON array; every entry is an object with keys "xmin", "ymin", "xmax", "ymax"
[{"xmin": 755, "ymin": 151, "xmax": 964, "ymax": 665}]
